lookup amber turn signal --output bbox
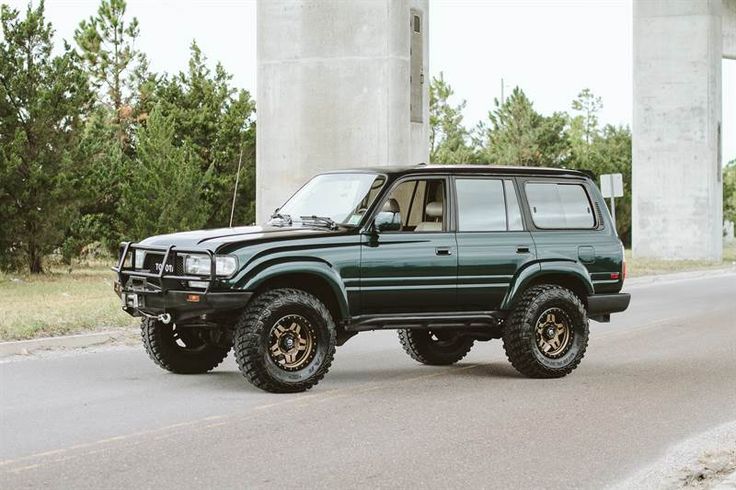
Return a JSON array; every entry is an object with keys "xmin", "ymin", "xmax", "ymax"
[{"xmin": 186, "ymin": 294, "xmax": 201, "ymax": 303}]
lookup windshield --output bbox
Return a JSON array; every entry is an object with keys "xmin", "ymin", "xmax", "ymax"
[{"xmin": 274, "ymin": 173, "xmax": 386, "ymax": 227}]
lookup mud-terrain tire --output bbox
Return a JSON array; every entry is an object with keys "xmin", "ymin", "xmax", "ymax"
[
  {"xmin": 141, "ymin": 318, "xmax": 231, "ymax": 374},
  {"xmin": 502, "ymin": 284, "xmax": 589, "ymax": 378},
  {"xmin": 233, "ymin": 288, "xmax": 336, "ymax": 393},
  {"xmin": 398, "ymin": 329, "xmax": 475, "ymax": 366}
]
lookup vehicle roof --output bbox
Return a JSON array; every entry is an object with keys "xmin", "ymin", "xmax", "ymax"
[{"xmin": 324, "ymin": 164, "xmax": 590, "ymax": 178}]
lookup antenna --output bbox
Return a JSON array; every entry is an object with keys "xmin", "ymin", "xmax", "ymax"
[{"xmin": 229, "ymin": 146, "xmax": 244, "ymax": 228}]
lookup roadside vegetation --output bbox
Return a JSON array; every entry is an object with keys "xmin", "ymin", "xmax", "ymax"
[
  {"xmin": 0, "ymin": 261, "xmax": 135, "ymax": 341},
  {"xmin": 625, "ymin": 242, "xmax": 736, "ymax": 278}
]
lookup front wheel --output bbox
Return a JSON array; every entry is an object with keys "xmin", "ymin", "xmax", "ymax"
[
  {"xmin": 141, "ymin": 318, "xmax": 231, "ymax": 374},
  {"xmin": 233, "ymin": 289, "xmax": 336, "ymax": 393},
  {"xmin": 502, "ymin": 285, "xmax": 589, "ymax": 378},
  {"xmin": 398, "ymin": 329, "xmax": 475, "ymax": 366}
]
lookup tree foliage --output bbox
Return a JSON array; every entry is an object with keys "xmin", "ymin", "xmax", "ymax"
[
  {"xmin": 150, "ymin": 42, "xmax": 256, "ymax": 228},
  {"xmin": 479, "ymin": 87, "xmax": 569, "ymax": 166},
  {"xmin": 74, "ymin": 0, "xmax": 147, "ymax": 117},
  {"xmin": 724, "ymin": 160, "xmax": 736, "ymax": 225},
  {"xmin": 119, "ymin": 106, "xmax": 211, "ymax": 239},
  {"xmin": 429, "ymin": 73, "xmax": 478, "ymax": 164},
  {"xmin": 0, "ymin": 2, "xmax": 91, "ymax": 272}
]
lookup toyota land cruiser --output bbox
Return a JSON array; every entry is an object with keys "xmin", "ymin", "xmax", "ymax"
[{"xmin": 113, "ymin": 165, "xmax": 630, "ymax": 393}]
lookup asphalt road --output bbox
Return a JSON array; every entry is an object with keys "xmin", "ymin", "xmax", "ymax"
[{"xmin": 1, "ymin": 272, "xmax": 735, "ymax": 489}]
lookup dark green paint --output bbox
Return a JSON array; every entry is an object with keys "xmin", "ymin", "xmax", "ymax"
[{"xmin": 131, "ymin": 165, "xmax": 626, "ymax": 322}]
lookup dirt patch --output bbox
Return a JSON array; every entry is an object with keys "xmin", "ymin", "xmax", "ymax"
[
  {"xmin": 670, "ymin": 449, "xmax": 736, "ymax": 488},
  {"xmin": 612, "ymin": 421, "xmax": 736, "ymax": 490}
]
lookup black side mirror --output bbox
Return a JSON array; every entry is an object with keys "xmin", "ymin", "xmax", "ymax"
[{"xmin": 373, "ymin": 211, "xmax": 402, "ymax": 232}]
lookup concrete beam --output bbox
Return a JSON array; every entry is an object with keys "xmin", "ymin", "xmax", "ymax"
[
  {"xmin": 632, "ymin": 0, "xmax": 723, "ymax": 260},
  {"xmin": 256, "ymin": 0, "xmax": 429, "ymax": 223}
]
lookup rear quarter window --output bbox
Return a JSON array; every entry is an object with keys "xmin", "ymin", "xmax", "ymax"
[{"xmin": 525, "ymin": 182, "xmax": 595, "ymax": 229}]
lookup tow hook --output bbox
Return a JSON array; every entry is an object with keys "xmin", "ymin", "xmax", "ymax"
[{"xmin": 158, "ymin": 313, "xmax": 172, "ymax": 324}]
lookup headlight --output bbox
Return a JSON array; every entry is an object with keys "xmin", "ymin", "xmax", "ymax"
[
  {"xmin": 134, "ymin": 251, "xmax": 146, "ymax": 269},
  {"xmin": 184, "ymin": 254, "xmax": 238, "ymax": 277},
  {"xmin": 215, "ymin": 255, "xmax": 238, "ymax": 276}
]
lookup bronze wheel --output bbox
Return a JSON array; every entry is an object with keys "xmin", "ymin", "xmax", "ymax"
[
  {"xmin": 502, "ymin": 284, "xmax": 589, "ymax": 378},
  {"xmin": 534, "ymin": 308, "xmax": 573, "ymax": 359},
  {"xmin": 233, "ymin": 289, "xmax": 337, "ymax": 393},
  {"xmin": 268, "ymin": 314, "xmax": 317, "ymax": 371}
]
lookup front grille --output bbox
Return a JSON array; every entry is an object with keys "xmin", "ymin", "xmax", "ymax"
[{"xmin": 141, "ymin": 253, "xmax": 185, "ymax": 275}]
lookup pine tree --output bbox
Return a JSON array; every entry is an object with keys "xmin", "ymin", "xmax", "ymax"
[
  {"xmin": 0, "ymin": 2, "xmax": 91, "ymax": 272},
  {"xmin": 119, "ymin": 106, "xmax": 211, "ymax": 239},
  {"xmin": 481, "ymin": 87, "xmax": 569, "ymax": 166},
  {"xmin": 429, "ymin": 73, "xmax": 478, "ymax": 164}
]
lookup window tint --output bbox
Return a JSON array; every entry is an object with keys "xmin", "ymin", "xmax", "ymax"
[
  {"xmin": 455, "ymin": 179, "xmax": 506, "ymax": 231},
  {"xmin": 504, "ymin": 180, "xmax": 524, "ymax": 231},
  {"xmin": 525, "ymin": 182, "xmax": 595, "ymax": 229}
]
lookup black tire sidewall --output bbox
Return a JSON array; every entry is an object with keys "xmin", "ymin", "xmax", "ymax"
[
  {"xmin": 258, "ymin": 299, "xmax": 333, "ymax": 385},
  {"xmin": 524, "ymin": 292, "xmax": 587, "ymax": 371}
]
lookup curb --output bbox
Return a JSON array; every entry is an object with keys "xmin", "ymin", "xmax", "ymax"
[{"xmin": 0, "ymin": 330, "xmax": 135, "ymax": 359}]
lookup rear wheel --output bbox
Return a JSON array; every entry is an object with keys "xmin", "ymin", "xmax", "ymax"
[
  {"xmin": 502, "ymin": 284, "xmax": 589, "ymax": 378},
  {"xmin": 233, "ymin": 289, "xmax": 336, "ymax": 393},
  {"xmin": 141, "ymin": 318, "xmax": 231, "ymax": 374},
  {"xmin": 398, "ymin": 329, "xmax": 475, "ymax": 366}
]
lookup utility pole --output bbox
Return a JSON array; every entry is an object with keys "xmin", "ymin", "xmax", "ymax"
[{"xmin": 501, "ymin": 77, "xmax": 505, "ymax": 105}]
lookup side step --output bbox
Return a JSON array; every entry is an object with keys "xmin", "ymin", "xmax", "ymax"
[{"xmin": 345, "ymin": 311, "xmax": 502, "ymax": 333}]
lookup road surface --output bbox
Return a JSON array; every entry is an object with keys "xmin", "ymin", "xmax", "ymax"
[{"xmin": 1, "ymin": 271, "xmax": 735, "ymax": 489}]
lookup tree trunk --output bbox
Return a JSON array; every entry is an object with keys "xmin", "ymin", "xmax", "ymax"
[{"xmin": 29, "ymin": 248, "xmax": 43, "ymax": 274}]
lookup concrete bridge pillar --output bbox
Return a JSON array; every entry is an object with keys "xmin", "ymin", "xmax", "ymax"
[
  {"xmin": 633, "ymin": 0, "xmax": 735, "ymax": 260},
  {"xmin": 256, "ymin": 0, "xmax": 430, "ymax": 223}
]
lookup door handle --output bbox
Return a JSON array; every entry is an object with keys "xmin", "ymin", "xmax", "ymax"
[
  {"xmin": 516, "ymin": 246, "xmax": 531, "ymax": 254},
  {"xmin": 435, "ymin": 247, "xmax": 452, "ymax": 256}
]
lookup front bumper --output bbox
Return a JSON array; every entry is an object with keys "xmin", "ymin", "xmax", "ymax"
[
  {"xmin": 113, "ymin": 241, "xmax": 251, "ymax": 322},
  {"xmin": 115, "ymin": 282, "xmax": 252, "ymax": 322},
  {"xmin": 587, "ymin": 292, "xmax": 631, "ymax": 322}
]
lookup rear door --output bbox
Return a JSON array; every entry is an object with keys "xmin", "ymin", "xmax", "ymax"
[
  {"xmin": 519, "ymin": 177, "xmax": 620, "ymax": 293},
  {"xmin": 453, "ymin": 177, "xmax": 537, "ymax": 310}
]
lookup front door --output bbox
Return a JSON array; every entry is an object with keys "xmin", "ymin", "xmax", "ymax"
[
  {"xmin": 454, "ymin": 177, "xmax": 537, "ymax": 310},
  {"xmin": 360, "ymin": 177, "xmax": 457, "ymax": 314}
]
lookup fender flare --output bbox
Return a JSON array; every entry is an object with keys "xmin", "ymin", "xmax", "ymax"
[
  {"xmin": 501, "ymin": 260, "xmax": 594, "ymax": 310},
  {"xmin": 238, "ymin": 259, "xmax": 351, "ymax": 319}
]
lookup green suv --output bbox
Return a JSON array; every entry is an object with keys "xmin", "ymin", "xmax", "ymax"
[{"xmin": 113, "ymin": 165, "xmax": 630, "ymax": 393}]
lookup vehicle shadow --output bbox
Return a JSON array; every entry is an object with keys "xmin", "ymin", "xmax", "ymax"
[{"xmin": 197, "ymin": 361, "xmax": 524, "ymax": 393}]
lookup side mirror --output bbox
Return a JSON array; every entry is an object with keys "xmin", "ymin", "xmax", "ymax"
[{"xmin": 373, "ymin": 210, "xmax": 402, "ymax": 232}]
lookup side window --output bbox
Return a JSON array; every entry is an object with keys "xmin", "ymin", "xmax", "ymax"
[
  {"xmin": 525, "ymin": 182, "xmax": 595, "ymax": 229},
  {"xmin": 380, "ymin": 179, "xmax": 446, "ymax": 232},
  {"xmin": 455, "ymin": 179, "xmax": 506, "ymax": 231}
]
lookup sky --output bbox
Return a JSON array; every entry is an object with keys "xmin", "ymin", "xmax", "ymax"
[{"xmin": 6, "ymin": 0, "xmax": 736, "ymax": 162}]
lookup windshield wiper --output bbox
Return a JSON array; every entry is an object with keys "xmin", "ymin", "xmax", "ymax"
[
  {"xmin": 269, "ymin": 212, "xmax": 292, "ymax": 226},
  {"xmin": 299, "ymin": 215, "xmax": 338, "ymax": 230}
]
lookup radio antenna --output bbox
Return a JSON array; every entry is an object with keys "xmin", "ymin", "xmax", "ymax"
[{"xmin": 229, "ymin": 146, "xmax": 244, "ymax": 227}]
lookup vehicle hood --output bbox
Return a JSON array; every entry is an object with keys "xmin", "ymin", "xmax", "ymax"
[{"xmin": 138, "ymin": 225, "xmax": 349, "ymax": 251}]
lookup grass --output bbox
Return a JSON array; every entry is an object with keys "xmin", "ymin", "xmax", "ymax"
[
  {"xmin": 1, "ymin": 242, "xmax": 735, "ymax": 341},
  {"xmin": 0, "ymin": 262, "xmax": 137, "ymax": 341},
  {"xmin": 625, "ymin": 241, "xmax": 736, "ymax": 277}
]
